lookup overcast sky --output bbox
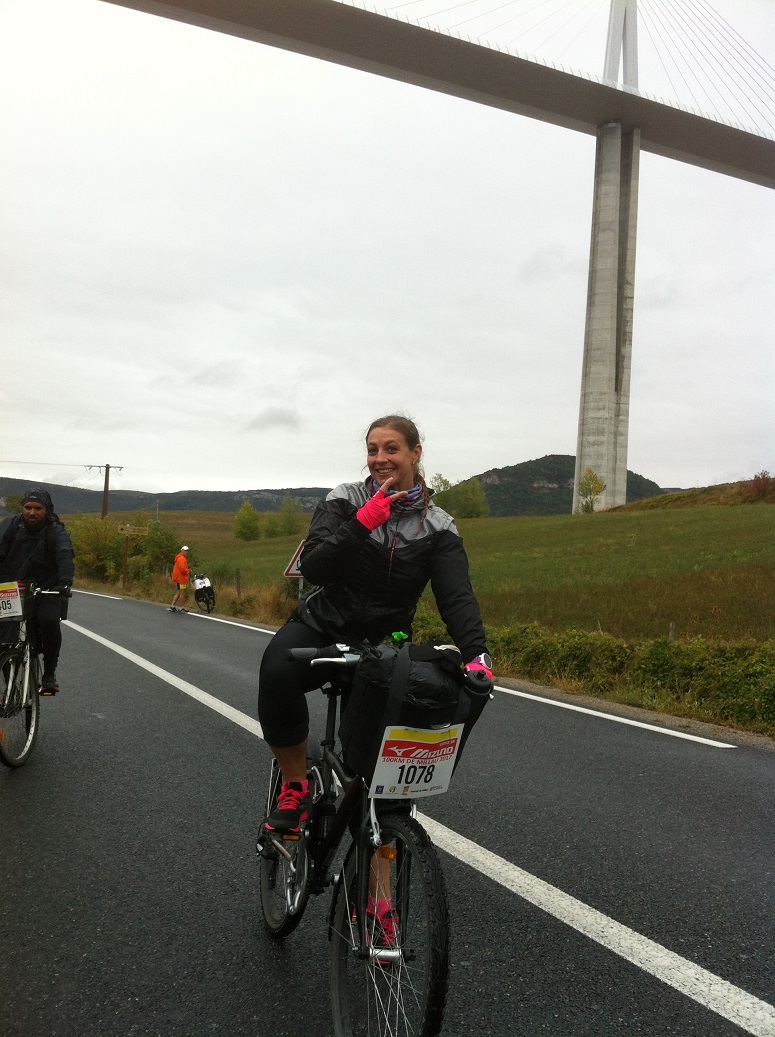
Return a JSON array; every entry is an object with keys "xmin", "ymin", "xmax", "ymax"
[{"xmin": 1, "ymin": 0, "xmax": 773, "ymax": 498}]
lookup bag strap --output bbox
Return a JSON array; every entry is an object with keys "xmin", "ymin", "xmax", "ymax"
[{"xmin": 383, "ymin": 643, "xmax": 414, "ymax": 727}]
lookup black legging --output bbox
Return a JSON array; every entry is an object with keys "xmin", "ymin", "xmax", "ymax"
[
  {"xmin": 33, "ymin": 598, "xmax": 63, "ymax": 675},
  {"xmin": 257, "ymin": 620, "xmax": 335, "ymax": 748}
]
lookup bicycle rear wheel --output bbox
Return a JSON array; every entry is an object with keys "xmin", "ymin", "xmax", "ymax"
[
  {"xmin": 258, "ymin": 759, "xmax": 320, "ymax": 938},
  {"xmin": 0, "ymin": 649, "xmax": 40, "ymax": 768},
  {"xmin": 330, "ymin": 812, "xmax": 450, "ymax": 1037}
]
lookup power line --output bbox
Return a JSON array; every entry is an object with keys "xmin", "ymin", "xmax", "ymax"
[{"xmin": 1, "ymin": 462, "xmax": 124, "ymax": 518}]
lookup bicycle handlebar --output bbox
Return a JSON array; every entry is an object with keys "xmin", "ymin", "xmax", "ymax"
[
  {"xmin": 288, "ymin": 644, "xmax": 362, "ymax": 667},
  {"xmin": 289, "ymin": 643, "xmax": 494, "ymax": 697}
]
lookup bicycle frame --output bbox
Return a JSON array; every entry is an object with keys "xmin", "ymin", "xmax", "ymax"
[{"xmin": 261, "ymin": 673, "xmax": 416, "ymax": 954}]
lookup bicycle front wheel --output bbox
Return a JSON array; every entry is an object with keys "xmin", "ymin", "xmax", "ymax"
[
  {"xmin": 330, "ymin": 811, "xmax": 450, "ymax": 1037},
  {"xmin": 0, "ymin": 649, "xmax": 40, "ymax": 768}
]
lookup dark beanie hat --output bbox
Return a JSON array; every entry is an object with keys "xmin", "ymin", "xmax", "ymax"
[{"xmin": 21, "ymin": 487, "xmax": 54, "ymax": 513}]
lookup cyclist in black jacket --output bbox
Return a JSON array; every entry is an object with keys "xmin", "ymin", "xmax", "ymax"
[
  {"xmin": 258, "ymin": 415, "xmax": 492, "ymax": 836},
  {"xmin": 0, "ymin": 487, "xmax": 74, "ymax": 694}
]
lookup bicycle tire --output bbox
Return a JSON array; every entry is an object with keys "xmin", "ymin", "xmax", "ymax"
[
  {"xmin": 258, "ymin": 760, "xmax": 320, "ymax": 938},
  {"xmin": 330, "ymin": 812, "xmax": 450, "ymax": 1037},
  {"xmin": 0, "ymin": 648, "xmax": 40, "ymax": 768}
]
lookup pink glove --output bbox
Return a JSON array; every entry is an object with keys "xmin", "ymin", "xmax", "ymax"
[
  {"xmin": 464, "ymin": 660, "xmax": 493, "ymax": 682},
  {"xmin": 356, "ymin": 489, "xmax": 394, "ymax": 532}
]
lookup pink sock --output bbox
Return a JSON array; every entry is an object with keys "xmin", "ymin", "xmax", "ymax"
[{"xmin": 368, "ymin": 897, "xmax": 392, "ymax": 919}]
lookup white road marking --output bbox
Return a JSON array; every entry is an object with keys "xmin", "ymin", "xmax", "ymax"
[
  {"xmin": 63, "ymin": 619, "xmax": 772, "ymax": 1035},
  {"xmin": 72, "ymin": 589, "xmax": 123, "ymax": 600},
  {"xmin": 420, "ymin": 816, "xmax": 775, "ymax": 1037},
  {"xmin": 188, "ymin": 611, "xmax": 276, "ymax": 634},
  {"xmin": 64, "ymin": 620, "xmax": 263, "ymax": 738},
  {"xmin": 497, "ymin": 685, "xmax": 736, "ymax": 748}
]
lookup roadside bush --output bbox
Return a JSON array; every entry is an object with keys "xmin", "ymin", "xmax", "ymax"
[
  {"xmin": 410, "ymin": 598, "xmax": 446, "ymax": 642},
  {"xmin": 485, "ymin": 621, "xmax": 775, "ymax": 735},
  {"xmin": 126, "ymin": 555, "xmax": 154, "ymax": 593},
  {"xmin": 141, "ymin": 518, "xmax": 180, "ymax": 572},
  {"xmin": 70, "ymin": 515, "xmax": 124, "ymax": 581}
]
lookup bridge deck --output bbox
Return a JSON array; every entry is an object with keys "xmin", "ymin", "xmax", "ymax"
[{"xmin": 102, "ymin": 0, "xmax": 775, "ymax": 189}]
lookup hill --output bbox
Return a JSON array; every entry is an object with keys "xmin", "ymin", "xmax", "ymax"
[
  {"xmin": 612, "ymin": 476, "xmax": 775, "ymax": 509},
  {"xmin": 474, "ymin": 454, "xmax": 663, "ymax": 517},
  {"xmin": 0, "ymin": 456, "xmax": 670, "ymax": 519},
  {"xmin": 0, "ymin": 478, "xmax": 330, "ymax": 517}
]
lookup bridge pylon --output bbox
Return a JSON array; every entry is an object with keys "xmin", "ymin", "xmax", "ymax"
[{"xmin": 573, "ymin": 0, "xmax": 640, "ymax": 513}]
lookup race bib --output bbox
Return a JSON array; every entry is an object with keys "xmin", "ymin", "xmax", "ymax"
[
  {"xmin": 0, "ymin": 582, "xmax": 23, "ymax": 619},
  {"xmin": 368, "ymin": 725, "xmax": 462, "ymax": 800}
]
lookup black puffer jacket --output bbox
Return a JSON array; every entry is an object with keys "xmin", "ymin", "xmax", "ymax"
[
  {"xmin": 0, "ymin": 515, "xmax": 75, "ymax": 590},
  {"xmin": 296, "ymin": 480, "xmax": 487, "ymax": 662}
]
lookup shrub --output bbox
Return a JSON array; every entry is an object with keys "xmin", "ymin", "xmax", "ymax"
[
  {"xmin": 748, "ymin": 470, "xmax": 772, "ymax": 502},
  {"xmin": 482, "ymin": 622, "xmax": 775, "ymax": 735},
  {"xmin": 234, "ymin": 501, "xmax": 262, "ymax": 541},
  {"xmin": 141, "ymin": 518, "xmax": 180, "ymax": 572},
  {"xmin": 277, "ymin": 496, "xmax": 305, "ymax": 536},
  {"xmin": 70, "ymin": 515, "xmax": 124, "ymax": 581}
]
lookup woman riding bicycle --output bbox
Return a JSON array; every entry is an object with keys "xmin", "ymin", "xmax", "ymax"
[{"xmin": 257, "ymin": 415, "xmax": 492, "ymax": 851}]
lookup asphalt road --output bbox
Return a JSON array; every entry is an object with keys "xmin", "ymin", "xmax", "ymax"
[{"xmin": 1, "ymin": 591, "xmax": 773, "ymax": 1037}]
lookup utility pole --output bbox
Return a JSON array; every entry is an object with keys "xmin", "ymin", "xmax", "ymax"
[
  {"xmin": 85, "ymin": 464, "xmax": 123, "ymax": 519},
  {"xmin": 101, "ymin": 464, "xmax": 111, "ymax": 519}
]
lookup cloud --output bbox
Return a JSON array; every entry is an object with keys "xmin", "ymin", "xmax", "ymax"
[
  {"xmin": 0, "ymin": 0, "xmax": 772, "ymax": 496},
  {"xmin": 244, "ymin": 407, "xmax": 301, "ymax": 433}
]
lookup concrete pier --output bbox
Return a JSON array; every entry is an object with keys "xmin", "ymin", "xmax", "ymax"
[{"xmin": 573, "ymin": 121, "xmax": 640, "ymax": 512}]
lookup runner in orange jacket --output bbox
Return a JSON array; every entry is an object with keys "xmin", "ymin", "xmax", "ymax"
[{"xmin": 169, "ymin": 546, "xmax": 190, "ymax": 613}]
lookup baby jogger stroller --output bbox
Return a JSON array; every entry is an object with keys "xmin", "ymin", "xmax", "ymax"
[{"xmin": 193, "ymin": 575, "xmax": 215, "ymax": 614}]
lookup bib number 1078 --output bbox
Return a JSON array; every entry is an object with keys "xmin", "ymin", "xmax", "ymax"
[
  {"xmin": 368, "ymin": 725, "xmax": 462, "ymax": 800},
  {"xmin": 395, "ymin": 763, "xmax": 435, "ymax": 785}
]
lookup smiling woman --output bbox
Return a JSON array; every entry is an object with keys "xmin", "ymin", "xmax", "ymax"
[{"xmin": 256, "ymin": 412, "xmax": 492, "ymax": 834}]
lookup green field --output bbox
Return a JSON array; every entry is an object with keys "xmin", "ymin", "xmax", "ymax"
[
  {"xmin": 460, "ymin": 505, "xmax": 774, "ymax": 642},
  {"xmin": 107, "ymin": 504, "xmax": 774, "ymax": 642}
]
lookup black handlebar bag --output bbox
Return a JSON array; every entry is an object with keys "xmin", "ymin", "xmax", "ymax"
[{"xmin": 339, "ymin": 641, "xmax": 489, "ymax": 781}]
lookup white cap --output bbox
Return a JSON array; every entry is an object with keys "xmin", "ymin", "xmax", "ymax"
[{"xmin": 181, "ymin": 545, "xmax": 190, "ymax": 551}]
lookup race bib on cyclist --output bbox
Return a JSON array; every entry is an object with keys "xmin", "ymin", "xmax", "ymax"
[
  {"xmin": 368, "ymin": 725, "xmax": 462, "ymax": 799},
  {"xmin": 0, "ymin": 582, "xmax": 23, "ymax": 618}
]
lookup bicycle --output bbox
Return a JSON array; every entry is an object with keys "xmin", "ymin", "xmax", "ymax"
[
  {"xmin": 0, "ymin": 581, "xmax": 66, "ymax": 768},
  {"xmin": 193, "ymin": 574, "xmax": 216, "ymax": 614},
  {"xmin": 256, "ymin": 642, "xmax": 492, "ymax": 1037}
]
